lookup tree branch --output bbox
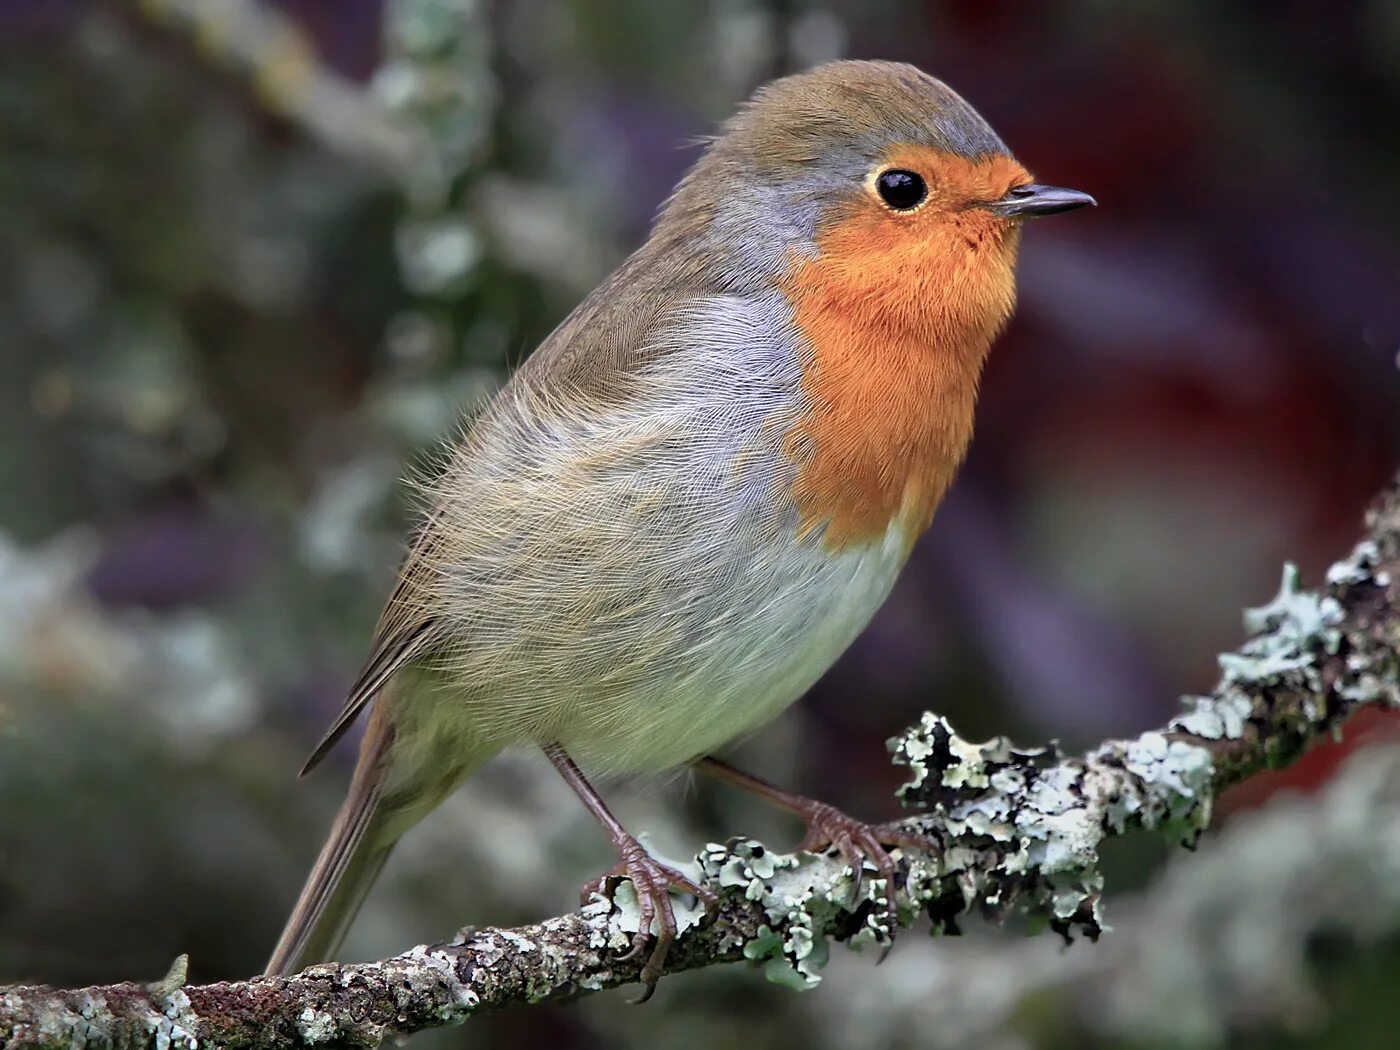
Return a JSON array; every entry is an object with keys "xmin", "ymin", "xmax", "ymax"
[
  {"xmin": 5, "ymin": 474, "xmax": 1398, "ymax": 1049},
  {"xmin": 823, "ymin": 742, "xmax": 1400, "ymax": 1048}
]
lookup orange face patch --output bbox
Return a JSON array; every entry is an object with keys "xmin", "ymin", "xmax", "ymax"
[{"xmin": 781, "ymin": 148, "xmax": 1030, "ymax": 551}]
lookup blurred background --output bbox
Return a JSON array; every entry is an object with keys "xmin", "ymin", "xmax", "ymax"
[{"xmin": 3, "ymin": 1, "xmax": 1400, "ymax": 1047}]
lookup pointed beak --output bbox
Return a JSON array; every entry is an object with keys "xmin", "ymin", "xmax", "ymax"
[{"xmin": 988, "ymin": 183, "xmax": 1097, "ymax": 218}]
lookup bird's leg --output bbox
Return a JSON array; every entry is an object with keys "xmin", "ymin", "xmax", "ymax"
[
  {"xmin": 695, "ymin": 755, "xmax": 932, "ymax": 939},
  {"xmin": 543, "ymin": 743, "xmax": 718, "ymax": 1002}
]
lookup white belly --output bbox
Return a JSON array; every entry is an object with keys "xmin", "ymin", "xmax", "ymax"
[{"xmin": 555, "ymin": 522, "xmax": 911, "ymax": 773}]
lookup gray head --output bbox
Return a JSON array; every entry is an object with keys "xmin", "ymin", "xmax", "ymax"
[{"xmin": 653, "ymin": 61, "xmax": 1092, "ymax": 287}]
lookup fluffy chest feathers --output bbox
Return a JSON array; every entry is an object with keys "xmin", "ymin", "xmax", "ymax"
[{"xmin": 780, "ymin": 190, "xmax": 1020, "ymax": 551}]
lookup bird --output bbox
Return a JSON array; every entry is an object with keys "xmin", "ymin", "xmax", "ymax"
[{"xmin": 265, "ymin": 58, "xmax": 1094, "ymax": 999}]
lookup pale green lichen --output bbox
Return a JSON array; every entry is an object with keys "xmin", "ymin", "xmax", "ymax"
[
  {"xmin": 143, "ymin": 983, "xmax": 200, "ymax": 1050},
  {"xmin": 1173, "ymin": 691, "xmax": 1254, "ymax": 740},
  {"xmin": 1177, "ymin": 563, "xmax": 1344, "ymax": 708},
  {"xmin": 701, "ymin": 840, "xmax": 835, "ymax": 987},
  {"xmin": 1172, "ymin": 544, "xmax": 1395, "ymax": 745},
  {"xmin": 75, "ymin": 993, "xmax": 116, "ymax": 1047},
  {"xmin": 1242, "ymin": 564, "xmax": 1343, "ymax": 644},
  {"xmin": 606, "ymin": 858, "xmax": 711, "ymax": 942},
  {"xmin": 1114, "ymin": 733, "xmax": 1214, "ymax": 835},
  {"xmin": 888, "ymin": 708, "xmax": 1217, "ymax": 941},
  {"xmin": 296, "ymin": 1005, "xmax": 338, "ymax": 1045},
  {"xmin": 566, "ymin": 836, "xmax": 888, "ymax": 990},
  {"xmin": 878, "ymin": 543, "xmax": 1395, "ymax": 965},
  {"xmin": 891, "ymin": 713, "xmax": 1057, "ymax": 805},
  {"xmin": 1326, "ymin": 538, "xmax": 1388, "ymax": 588},
  {"xmin": 401, "ymin": 944, "xmax": 479, "ymax": 1017}
]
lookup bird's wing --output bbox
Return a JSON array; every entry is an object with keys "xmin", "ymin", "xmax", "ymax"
[
  {"xmin": 297, "ymin": 245, "xmax": 700, "ymax": 776},
  {"xmin": 298, "ymin": 516, "xmax": 443, "ymax": 776}
]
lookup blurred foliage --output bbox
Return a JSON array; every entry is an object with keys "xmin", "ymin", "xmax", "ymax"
[{"xmin": 2, "ymin": 1, "xmax": 1399, "ymax": 1048}]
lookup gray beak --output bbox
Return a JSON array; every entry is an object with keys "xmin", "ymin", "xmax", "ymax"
[{"xmin": 989, "ymin": 183, "xmax": 1097, "ymax": 218}]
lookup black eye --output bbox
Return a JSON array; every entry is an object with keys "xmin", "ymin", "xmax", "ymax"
[{"xmin": 875, "ymin": 169, "xmax": 927, "ymax": 210}]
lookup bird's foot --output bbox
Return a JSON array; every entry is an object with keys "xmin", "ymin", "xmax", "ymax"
[
  {"xmin": 581, "ymin": 836, "xmax": 719, "ymax": 1003},
  {"xmin": 794, "ymin": 800, "xmax": 932, "ymax": 948}
]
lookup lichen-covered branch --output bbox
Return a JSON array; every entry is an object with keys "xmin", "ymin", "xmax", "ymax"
[
  {"xmin": 4, "ymin": 475, "xmax": 1398, "ymax": 1048},
  {"xmin": 817, "ymin": 741, "xmax": 1400, "ymax": 1049}
]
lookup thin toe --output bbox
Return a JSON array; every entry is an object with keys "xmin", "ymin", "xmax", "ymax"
[
  {"xmin": 628, "ymin": 975, "xmax": 660, "ymax": 1006},
  {"xmin": 616, "ymin": 930, "xmax": 650, "ymax": 965},
  {"xmin": 797, "ymin": 806, "xmax": 910, "ymax": 945},
  {"xmin": 587, "ymin": 847, "xmax": 714, "ymax": 1002}
]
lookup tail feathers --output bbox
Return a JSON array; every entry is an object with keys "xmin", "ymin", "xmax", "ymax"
[{"xmin": 265, "ymin": 711, "xmax": 395, "ymax": 977}]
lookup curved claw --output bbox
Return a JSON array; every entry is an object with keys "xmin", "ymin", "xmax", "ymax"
[
  {"xmin": 694, "ymin": 758, "xmax": 926, "ymax": 961},
  {"xmin": 581, "ymin": 844, "xmax": 716, "ymax": 1004},
  {"xmin": 615, "ymin": 931, "xmax": 649, "ymax": 965},
  {"xmin": 798, "ymin": 803, "xmax": 913, "ymax": 943},
  {"xmin": 696, "ymin": 883, "xmax": 721, "ymax": 922},
  {"xmin": 628, "ymin": 982, "xmax": 658, "ymax": 1006}
]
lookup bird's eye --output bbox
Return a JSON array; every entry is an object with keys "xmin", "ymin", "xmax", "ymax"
[{"xmin": 874, "ymin": 169, "xmax": 927, "ymax": 211}]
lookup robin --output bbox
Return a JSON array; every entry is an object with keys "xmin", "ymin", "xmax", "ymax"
[{"xmin": 265, "ymin": 59, "xmax": 1094, "ymax": 998}]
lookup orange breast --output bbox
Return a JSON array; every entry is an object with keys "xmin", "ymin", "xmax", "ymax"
[{"xmin": 780, "ymin": 151, "xmax": 1026, "ymax": 552}]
